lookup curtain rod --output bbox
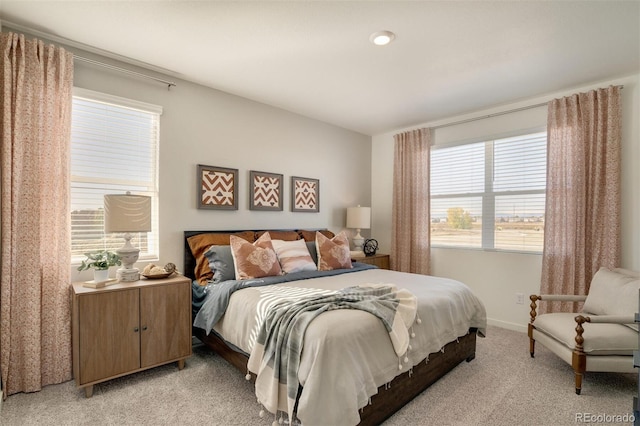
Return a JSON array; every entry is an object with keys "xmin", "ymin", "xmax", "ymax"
[
  {"xmin": 431, "ymin": 85, "xmax": 624, "ymax": 131},
  {"xmin": 74, "ymin": 56, "xmax": 177, "ymax": 90}
]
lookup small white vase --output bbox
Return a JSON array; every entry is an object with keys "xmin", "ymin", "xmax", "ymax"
[{"xmin": 93, "ymin": 268, "xmax": 109, "ymax": 283}]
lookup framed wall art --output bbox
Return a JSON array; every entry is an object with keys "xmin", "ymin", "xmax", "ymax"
[
  {"xmin": 291, "ymin": 176, "xmax": 319, "ymax": 212},
  {"xmin": 197, "ymin": 164, "xmax": 238, "ymax": 210},
  {"xmin": 250, "ymin": 170, "xmax": 283, "ymax": 211}
]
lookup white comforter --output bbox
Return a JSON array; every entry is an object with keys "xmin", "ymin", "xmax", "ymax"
[{"xmin": 213, "ymin": 269, "xmax": 487, "ymax": 425}]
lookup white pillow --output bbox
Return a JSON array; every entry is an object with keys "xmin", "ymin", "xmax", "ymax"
[{"xmin": 271, "ymin": 239, "xmax": 317, "ymax": 274}]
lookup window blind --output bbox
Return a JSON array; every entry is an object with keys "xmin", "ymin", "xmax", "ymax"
[
  {"xmin": 493, "ymin": 133, "xmax": 546, "ymax": 251},
  {"xmin": 70, "ymin": 88, "xmax": 161, "ymax": 262},
  {"xmin": 430, "ymin": 131, "xmax": 546, "ymax": 252},
  {"xmin": 431, "ymin": 142, "xmax": 485, "ymax": 195}
]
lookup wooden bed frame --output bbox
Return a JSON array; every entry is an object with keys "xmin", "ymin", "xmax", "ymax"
[{"xmin": 185, "ymin": 230, "xmax": 478, "ymax": 425}]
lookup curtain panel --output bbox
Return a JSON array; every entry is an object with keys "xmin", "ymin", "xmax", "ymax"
[
  {"xmin": 1, "ymin": 32, "xmax": 74, "ymax": 397},
  {"xmin": 540, "ymin": 86, "xmax": 622, "ymax": 313},
  {"xmin": 391, "ymin": 128, "xmax": 431, "ymax": 275}
]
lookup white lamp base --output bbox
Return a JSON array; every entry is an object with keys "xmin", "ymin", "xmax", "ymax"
[
  {"xmin": 117, "ymin": 267, "xmax": 140, "ymax": 282},
  {"xmin": 352, "ymin": 229, "xmax": 364, "ymax": 251},
  {"xmin": 116, "ymin": 232, "xmax": 140, "ymax": 282},
  {"xmin": 350, "ymin": 250, "xmax": 365, "ymax": 258}
]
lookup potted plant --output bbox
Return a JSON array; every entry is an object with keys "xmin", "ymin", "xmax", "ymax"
[{"xmin": 77, "ymin": 250, "xmax": 121, "ymax": 282}]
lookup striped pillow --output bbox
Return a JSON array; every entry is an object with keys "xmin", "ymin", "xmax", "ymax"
[{"xmin": 272, "ymin": 239, "xmax": 317, "ymax": 274}]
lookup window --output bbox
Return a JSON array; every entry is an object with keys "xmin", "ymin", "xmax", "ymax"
[
  {"xmin": 70, "ymin": 88, "xmax": 161, "ymax": 263},
  {"xmin": 430, "ymin": 131, "xmax": 546, "ymax": 252}
]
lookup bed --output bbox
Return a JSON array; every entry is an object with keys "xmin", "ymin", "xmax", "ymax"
[{"xmin": 185, "ymin": 229, "xmax": 486, "ymax": 425}]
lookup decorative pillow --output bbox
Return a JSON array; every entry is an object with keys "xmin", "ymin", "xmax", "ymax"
[
  {"xmin": 306, "ymin": 241, "xmax": 318, "ymax": 265},
  {"xmin": 255, "ymin": 230, "xmax": 300, "ymax": 241},
  {"xmin": 187, "ymin": 231, "xmax": 254, "ymax": 285},
  {"xmin": 316, "ymin": 231, "xmax": 352, "ymax": 271},
  {"xmin": 204, "ymin": 245, "xmax": 235, "ymax": 283},
  {"xmin": 299, "ymin": 229, "xmax": 335, "ymax": 242},
  {"xmin": 583, "ymin": 267, "xmax": 640, "ymax": 320},
  {"xmin": 230, "ymin": 232, "xmax": 282, "ymax": 279},
  {"xmin": 272, "ymin": 239, "xmax": 317, "ymax": 274}
]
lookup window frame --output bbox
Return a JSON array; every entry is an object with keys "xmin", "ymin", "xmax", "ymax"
[
  {"xmin": 430, "ymin": 128, "xmax": 546, "ymax": 254},
  {"xmin": 70, "ymin": 87, "xmax": 161, "ymax": 265}
]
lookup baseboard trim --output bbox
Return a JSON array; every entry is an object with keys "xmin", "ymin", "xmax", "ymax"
[{"xmin": 487, "ymin": 318, "xmax": 527, "ymax": 333}]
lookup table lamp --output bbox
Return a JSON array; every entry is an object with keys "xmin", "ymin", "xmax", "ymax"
[
  {"xmin": 104, "ymin": 192, "xmax": 151, "ymax": 282},
  {"xmin": 347, "ymin": 205, "xmax": 371, "ymax": 253}
]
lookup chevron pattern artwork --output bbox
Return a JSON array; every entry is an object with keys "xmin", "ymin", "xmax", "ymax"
[
  {"xmin": 250, "ymin": 171, "xmax": 283, "ymax": 211},
  {"xmin": 197, "ymin": 165, "xmax": 238, "ymax": 210},
  {"xmin": 291, "ymin": 176, "xmax": 319, "ymax": 212}
]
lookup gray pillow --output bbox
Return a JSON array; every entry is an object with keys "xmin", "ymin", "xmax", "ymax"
[
  {"xmin": 306, "ymin": 241, "xmax": 318, "ymax": 265},
  {"xmin": 204, "ymin": 245, "xmax": 236, "ymax": 283}
]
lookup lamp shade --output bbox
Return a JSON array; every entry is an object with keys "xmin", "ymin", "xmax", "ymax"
[
  {"xmin": 346, "ymin": 206, "xmax": 371, "ymax": 229},
  {"xmin": 104, "ymin": 193, "xmax": 151, "ymax": 233}
]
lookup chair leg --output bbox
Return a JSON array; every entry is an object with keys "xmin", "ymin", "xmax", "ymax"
[
  {"xmin": 572, "ymin": 347, "xmax": 586, "ymax": 395},
  {"xmin": 527, "ymin": 323, "xmax": 535, "ymax": 357},
  {"xmin": 529, "ymin": 337, "xmax": 535, "ymax": 358},
  {"xmin": 575, "ymin": 372, "xmax": 582, "ymax": 395}
]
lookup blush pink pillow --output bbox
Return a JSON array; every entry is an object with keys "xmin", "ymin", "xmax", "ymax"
[
  {"xmin": 316, "ymin": 231, "xmax": 352, "ymax": 271},
  {"xmin": 230, "ymin": 232, "xmax": 282, "ymax": 279}
]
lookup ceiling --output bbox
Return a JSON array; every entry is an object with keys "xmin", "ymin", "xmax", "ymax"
[{"xmin": 1, "ymin": 1, "xmax": 639, "ymax": 135}]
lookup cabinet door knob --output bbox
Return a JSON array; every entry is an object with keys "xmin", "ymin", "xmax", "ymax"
[
  {"xmin": 134, "ymin": 327, "xmax": 139, "ymax": 332},
  {"xmin": 142, "ymin": 326, "xmax": 148, "ymax": 331}
]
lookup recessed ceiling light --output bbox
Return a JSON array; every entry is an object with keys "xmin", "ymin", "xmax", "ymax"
[{"xmin": 370, "ymin": 30, "xmax": 395, "ymax": 46}]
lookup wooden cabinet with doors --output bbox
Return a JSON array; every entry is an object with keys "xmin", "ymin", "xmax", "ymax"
[{"xmin": 71, "ymin": 275, "xmax": 192, "ymax": 397}]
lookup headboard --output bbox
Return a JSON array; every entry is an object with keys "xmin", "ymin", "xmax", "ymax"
[{"xmin": 183, "ymin": 229, "xmax": 333, "ymax": 281}]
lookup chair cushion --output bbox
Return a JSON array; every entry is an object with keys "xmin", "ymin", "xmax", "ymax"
[
  {"xmin": 583, "ymin": 267, "xmax": 640, "ymax": 320},
  {"xmin": 534, "ymin": 313, "xmax": 638, "ymax": 355}
]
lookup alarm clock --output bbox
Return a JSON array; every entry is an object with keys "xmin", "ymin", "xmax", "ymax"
[{"xmin": 363, "ymin": 239, "xmax": 378, "ymax": 257}]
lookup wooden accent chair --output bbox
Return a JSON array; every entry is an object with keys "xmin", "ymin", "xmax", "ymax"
[{"xmin": 528, "ymin": 267, "xmax": 639, "ymax": 394}]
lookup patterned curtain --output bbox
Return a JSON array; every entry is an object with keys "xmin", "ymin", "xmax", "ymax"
[
  {"xmin": 391, "ymin": 128, "xmax": 431, "ymax": 275},
  {"xmin": 1, "ymin": 32, "xmax": 74, "ymax": 397},
  {"xmin": 540, "ymin": 86, "xmax": 621, "ymax": 313}
]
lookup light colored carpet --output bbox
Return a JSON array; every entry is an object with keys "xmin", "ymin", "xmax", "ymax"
[{"xmin": 0, "ymin": 326, "xmax": 635, "ymax": 425}]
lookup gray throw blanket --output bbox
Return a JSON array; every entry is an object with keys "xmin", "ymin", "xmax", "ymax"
[{"xmin": 247, "ymin": 283, "xmax": 417, "ymax": 421}]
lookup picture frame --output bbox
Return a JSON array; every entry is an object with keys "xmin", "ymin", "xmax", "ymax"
[
  {"xmin": 250, "ymin": 170, "xmax": 283, "ymax": 211},
  {"xmin": 291, "ymin": 176, "xmax": 319, "ymax": 212},
  {"xmin": 197, "ymin": 164, "xmax": 238, "ymax": 210}
]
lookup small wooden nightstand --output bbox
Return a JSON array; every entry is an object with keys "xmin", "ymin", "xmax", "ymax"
[
  {"xmin": 71, "ymin": 275, "xmax": 192, "ymax": 397},
  {"xmin": 352, "ymin": 253, "xmax": 390, "ymax": 270}
]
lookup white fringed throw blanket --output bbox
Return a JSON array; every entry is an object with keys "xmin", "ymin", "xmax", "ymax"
[{"xmin": 247, "ymin": 284, "xmax": 417, "ymax": 422}]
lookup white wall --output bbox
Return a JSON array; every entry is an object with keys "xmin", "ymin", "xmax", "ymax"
[
  {"xmin": 1, "ymin": 27, "xmax": 372, "ymax": 281},
  {"xmin": 372, "ymin": 73, "xmax": 640, "ymax": 332},
  {"xmin": 74, "ymin": 64, "xmax": 371, "ymax": 280}
]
